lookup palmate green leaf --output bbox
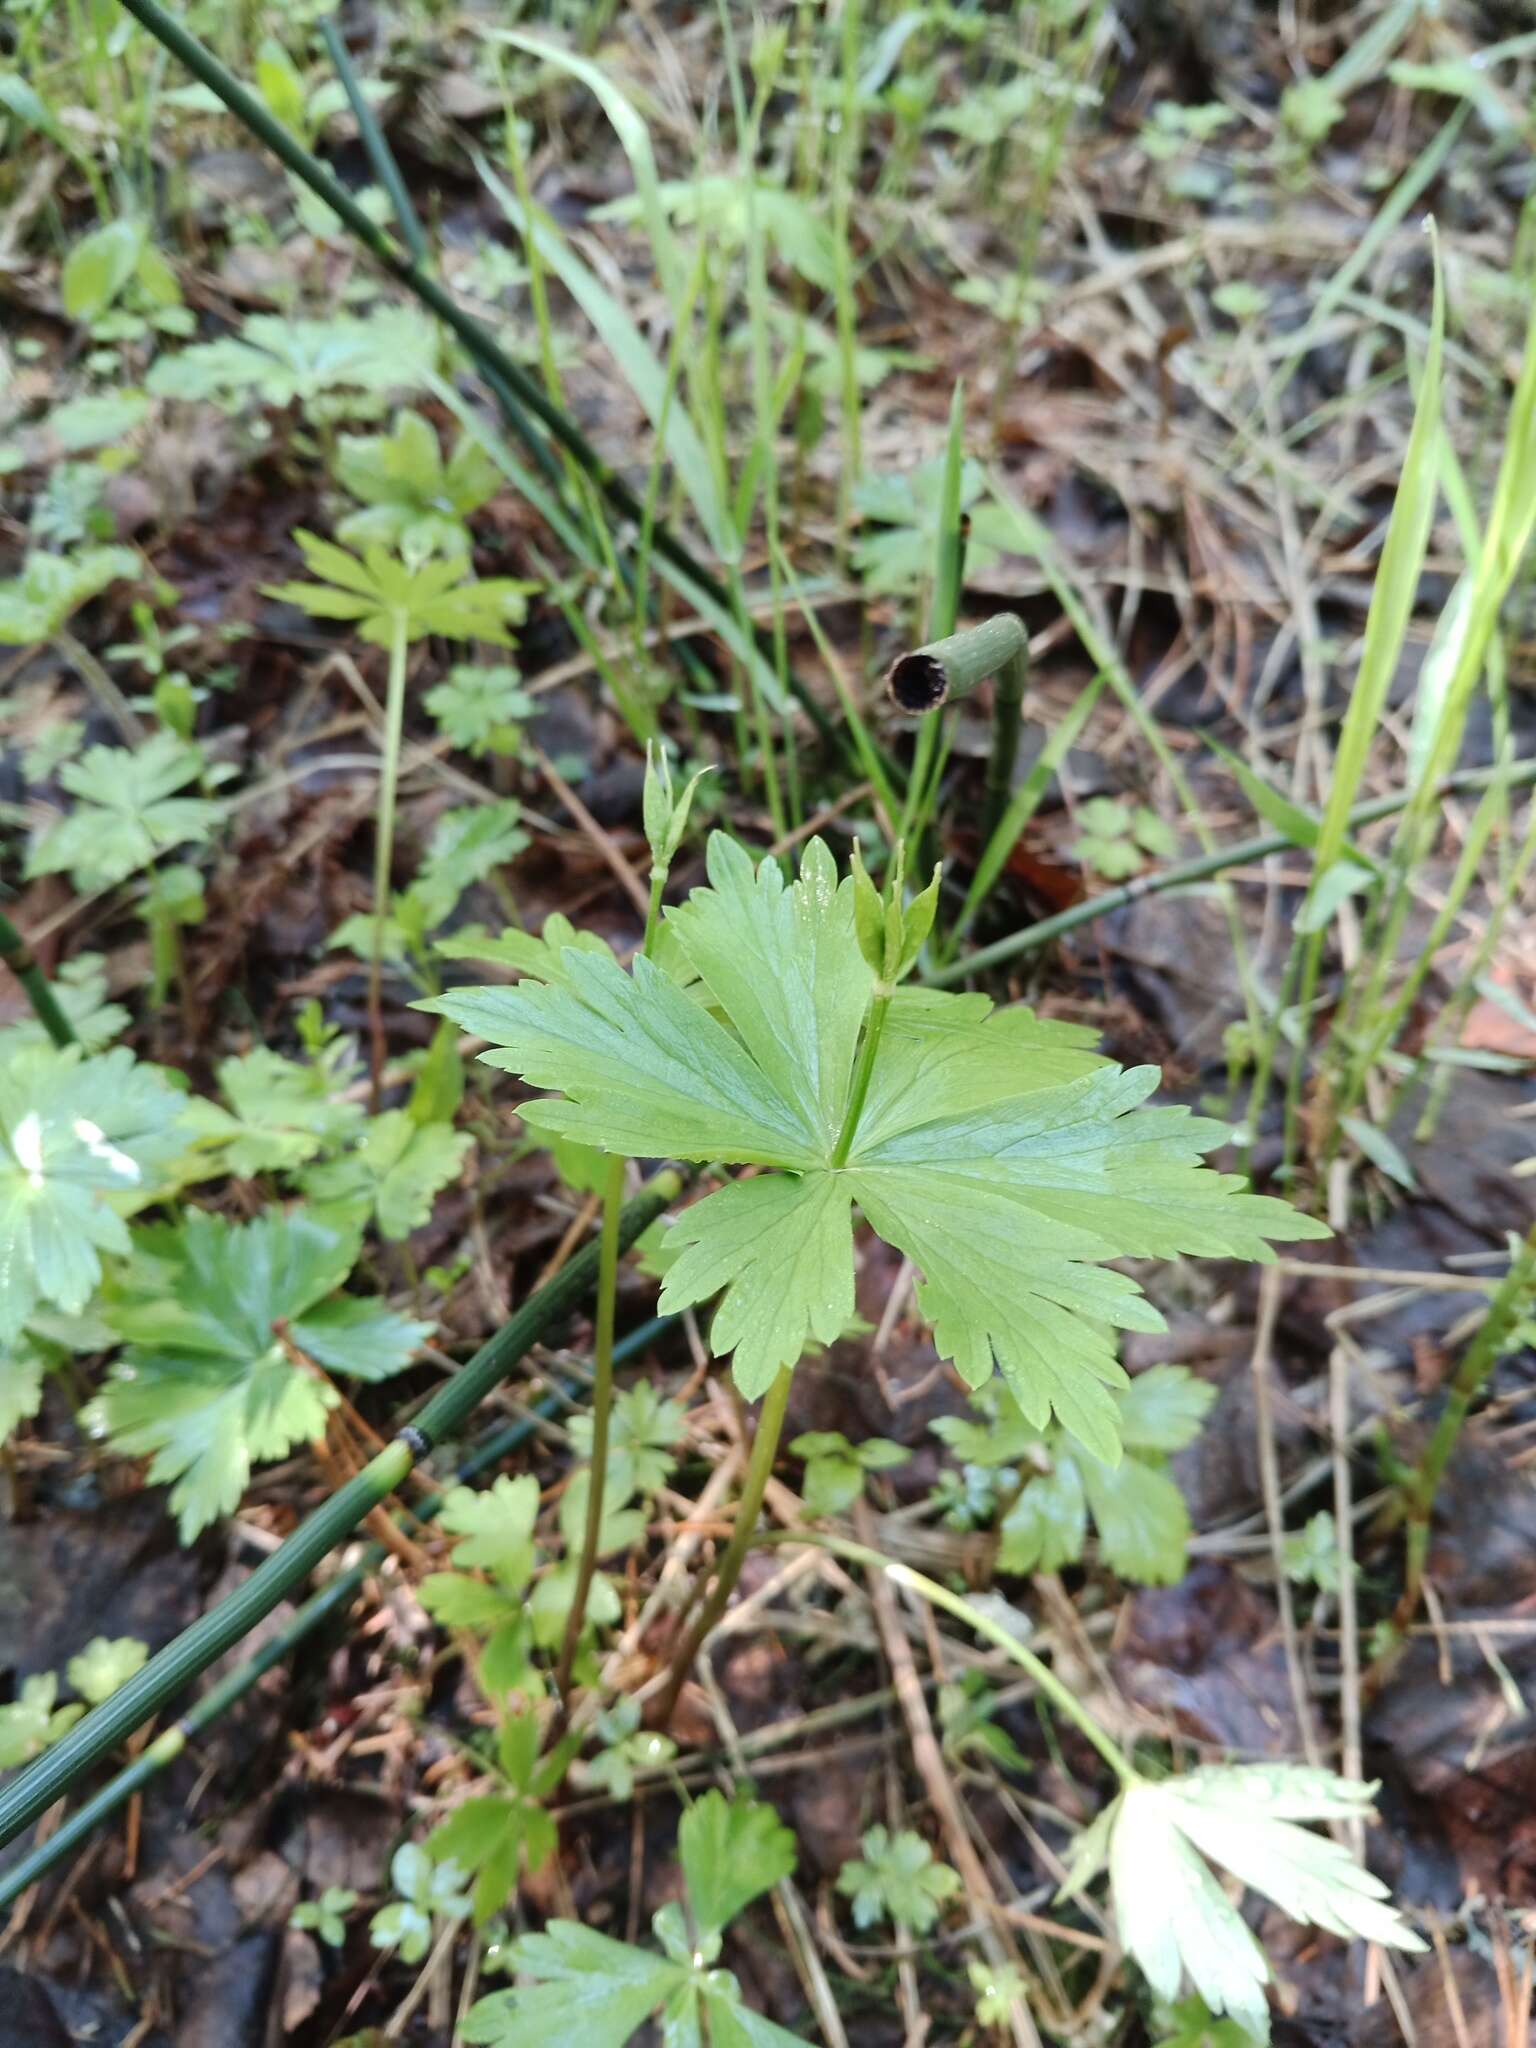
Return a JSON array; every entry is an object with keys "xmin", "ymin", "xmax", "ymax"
[
  {"xmin": 1066, "ymin": 1767, "xmax": 1423, "ymax": 2040},
  {"xmin": 66, "ymin": 1634, "xmax": 149, "ymax": 1704},
  {"xmin": 0, "ymin": 545, "xmax": 138, "ymax": 644},
  {"xmin": 304, "ymin": 1110, "xmax": 472, "ymax": 1240},
  {"xmin": 424, "ymin": 835, "xmax": 1324, "ymax": 1462},
  {"xmin": 569, "ymin": 1380, "xmax": 686, "ymax": 1497},
  {"xmin": 26, "ymin": 731, "xmax": 223, "ymax": 893},
  {"xmin": 90, "ymin": 1208, "xmax": 429, "ymax": 1540},
  {"xmin": 837, "ymin": 1825, "xmax": 960, "ymax": 1934},
  {"xmin": 680, "ymin": 1791, "xmax": 797, "ymax": 1938},
  {"xmin": 0, "ymin": 1336, "xmax": 47, "ymax": 1443},
  {"xmin": 147, "ymin": 310, "xmax": 438, "ymax": 408},
  {"xmin": 463, "ymin": 1921, "xmax": 686, "ymax": 2046},
  {"xmin": 0, "ymin": 1674, "xmax": 84, "ymax": 1769},
  {"xmin": 184, "ymin": 1043, "xmax": 364, "ymax": 1177},
  {"xmin": 424, "ymin": 664, "xmax": 533, "ymax": 758},
  {"xmin": 334, "ymin": 409, "xmax": 501, "ymax": 567},
  {"xmin": 265, "ymin": 531, "xmax": 532, "ymax": 649},
  {"xmin": 0, "ymin": 954, "xmax": 128, "ymax": 1057},
  {"xmin": 0, "ymin": 1045, "xmax": 186, "ymax": 1342}
]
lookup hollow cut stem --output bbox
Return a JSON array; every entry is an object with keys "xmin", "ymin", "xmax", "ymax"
[{"xmin": 657, "ymin": 1364, "xmax": 794, "ymax": 1725}]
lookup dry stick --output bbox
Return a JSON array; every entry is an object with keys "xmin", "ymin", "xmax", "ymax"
[
  {"xmin": 922, "ymin": 753, "xmax": 1536, "ymax": 988},
  {"xmin": 1397, "ymin": 1219, "xmax": 1536, "ymax": 1632},
  {"xmin": 855, "ymin": 1501, "xmax": 1042, "ymax": 2048},
  {"xmin": 655, "ymin": 1365, "xmax": 794, "ymax": 1726},
  {"xmin": 1251, "ymin": 1267, "xmax": 1325, "ymax": 1771},
  {"xmin": 0, "ymin": 911, "xmax": 76, "ymax": 1050},
  {"xmin": 0, "ymin": 1172, "xmax": 681, "ymax": 1857}
]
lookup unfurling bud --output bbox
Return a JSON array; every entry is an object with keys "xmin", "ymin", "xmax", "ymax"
[{"xmin": 850, "ymin": 841, "xmax": 942, "ymax": 985}]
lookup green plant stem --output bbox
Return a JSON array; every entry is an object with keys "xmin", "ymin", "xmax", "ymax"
[
  {"xmin": 0, "ymin": 1316, "xmax": 679, "ymax": 1907},
  {"xmin": 642, "ymin": 866, "xmax": 667, "ymax": 956},
  {"xmin": 922, "ymin": 753, "xmax": 1536, "ymax": 989},
  {"xmin": 0, "ymin": 911, "xmax": 76, "ymax": 1049},
  {"xmin": 553, "ymin": 1152, "xmax": 627, "ymax": 1695},
  {"xmin": 0, "ymin": 1173, "xmax": 681, "ymax": 1853},
  {"xmin": 775, "ymin": 1530, "xmax": 1137, "ymax": 1785},
  {"xmin": 979, "ymin": 647, "xmax": 1028, "ymax": 851},
  {"xmin": 368, "ymin": 613, "xmax": 410, "ymax": 1105},
  {"xmin": 656, "ymin": 1364, "xmax": 793, "ymax": 1726},
  {"xmin": 318, "ymin": 17, "xmax": 428, "ymax": 266},
  {"xmin": 886, "ymin": 614, "xmax": 1028, "ymax": 714},
  {"xmin": 831, "ymin": 987, "xmax": 893, "ymax": 1167},
  {"xmin": 1399, "ymin": 1219, "xmax": 1536, "ymax": 1627}
]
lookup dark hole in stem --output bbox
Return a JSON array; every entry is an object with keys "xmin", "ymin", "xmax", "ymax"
[{"xmin": 887, "ymin": 652, "xmax": 948, "ymax": 712}]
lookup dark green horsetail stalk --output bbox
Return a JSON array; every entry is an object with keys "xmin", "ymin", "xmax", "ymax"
[
  {"xmin": 0, "ymin": 1172, "xmax": 681, "ymax": 1854},
  {"xmin": 0, "ymin": 910, "xmax": 76, "ymax": 1049},
  {"xmin": 0, "ymin": 1317, "xmax": 678, "ymax": 1907}
]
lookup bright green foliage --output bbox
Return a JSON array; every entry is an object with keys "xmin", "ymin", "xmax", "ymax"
[
  {"xmin": 598, "ymin": 174, "xmax": 835, "ymax": 288},
  {"xmin": 291, "ymin": 1886, "xmax": 358, "ymax": 1948},
  {"xmin": 89, "ymin": 1209, "xmax": 429, "ymax": 1540},
  {"xmin": 0, "ymin": 954, "xmax": 126, "ymax": 1056},
  {"xmin": 305, "ymin": 1112, "xmax": 471, "ymax": 1241},
  {"xmin": 427, "ymin": 1714, "xmax": 568, "ymax": 1924},
  {"xmin": 436, "ymin": 913, "xmax": 610, "ymax": 983},
  {"xmin": 418, "ymin": 803, "xmax": 529, "ymax": 915},
  {"xmin": 1062, "ymin": 1766, "xmax": 1424, "ymax": 2039},
  {"xmin": 26, "ymin": 732, "xmax": 224, "ymax": 893},
  {"xmin": 642, "ymin": 740, "xmax": 712, "ymax": 873},
  {"xmin": 576, "ymin": 1699, "xmax": 676, "ymax": 1800},
  {"xmin": 1155, "ymin": 1996, "xmax": 1265, "ymax": 2048},
  {"xmin": 147, "ymin": 311, "xmax": 438, "ymax": 409},
  {"xmin": 462, "ymin": 1791, "xmax": 803, "ymax": 2046},
  {"xmin": 369, "ymin": 1843, "xmax": 473, "ymax": 1963},
  {"xmin": 425, "ymin": 665, "xmax": 534, "ymax": 758},
  {"xmin": 266, "ymin": 531, "xmax": 532, "ymax": 648},
  {"xmin": 65, "ymin": 1635, "xmax": 149, "ymax": 1704},
  {"xmin": 418, "ymin": 1476, "xmax": 546, "ymax": 1698},
  {"xmin": 424, "ymin": 835, "xmax": 1324, "ymax": 1463},
  {"xmin": 790, "ymin": 1429, "xmax": 909, "ymax": 1516},
  {"xmin": 933, "ymin": 1366, "xmax": 1216, "ymax": 1585},
  {"xmin": 569, "ymin": 1380, "xmax": 687, "ymax": 1499},
  {"xmin": 0, "ymin": 1045, "xmax": 185, "ymax": 1342},
  {"xmin": 970, "ymin": 1959, "xmax": 1028, "ymax": 2027},
  {"xmin": 1283, "ymin": 1510, "xmax": 1347, "ymax": 1593},
  {"xmin": 0, "ymin": 1337, "xmax": 47, "ymax": 1443},
  {"xmin": 185, "ymin": 1043, "xmax": 364, "ymax": 1177},
  {"xmin": 333, "ymin": 410, "xmax": 501, "ymax": 566},
  {"xmin": 836, "ymin": 1825, "xmax": 960, "ymax": 1934},
  {"xmin": 1071, "ymin": 798, "xmax": 1178, "ymax": 881},
  {"xmin": 0, "ymin": 545, "xmax": 138, "ymax": 644},
  {"xmin": 62, "ymin": 219, "xmax": 145, "ymax": 321},
  {"xmin": 0, "ymin": 1674, "xmax": 84, "ymax": 1769}
]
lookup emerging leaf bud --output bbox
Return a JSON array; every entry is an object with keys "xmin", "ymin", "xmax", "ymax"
[{"xmin": 643, "ymin": 742, "xmax": 711, "ymax": 876}]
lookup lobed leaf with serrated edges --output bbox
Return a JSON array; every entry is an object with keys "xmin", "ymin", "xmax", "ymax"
[{"xmin": 421, "ymin": 834, "xmax": 1327, "ymax": 1460}]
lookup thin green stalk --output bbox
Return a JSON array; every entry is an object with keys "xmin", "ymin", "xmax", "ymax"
[
  {"xmin": 553, "ymin": 1152, "xmax": 627, "ymax": 1695},
  {"xmin": 830, "ymin": 0, "xmax": 864, "ymax": 548},
  {"xmin": 656, "ymin": 1364, "xmax": 794, "ymax": 1725},
  {"xmin": 318, "ymin": 17, "xmax": 428, "ymax": 265},
  {"xmin": 943, "ymin": 668, "xmax": 1107, "ymax": 961},
  {"xmin": 832, "ymin": 987, "xmax": 893, "ymax": 1167},
  {"xmin": 0, "ymin": 911, "xmax": 77, "ymax": 1049},
  {"xmin": 899, "ymin": 385, "xmax": 969, "ymax": 848},
  {"xmin": 979, "ymin": 646, "xmax": 1029, "ymax": 851},
  {"xmin": 1399, "ymin": 1219, "xmax": 1536, "ymax": 1626},
  {"xmin": 368, "ymin": 613, "xmax": 410, "ymax": 1103},
  {"xmin": 0, "ymin": 1173, "xmax": 681, "ymax": 1852},
  {"xmin": 921, "ymin": 754, "xmax": 1536, "ymax": 989},
  {"xmin": 778, "ymin": 1531, "xmax": 1136, "ymax": 1785},
  {"xmin": 0, "ymin": 1318, "xmax": 678, "ymax": 1907}
]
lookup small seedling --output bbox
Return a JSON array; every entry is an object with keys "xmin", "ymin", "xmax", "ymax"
[
  {"xmin": 462, "ymin": 1791, "xmax": 801, "ymax": 2045},
  {"xmin": 369, "ymin": 1843, "xmax": 473, "ymax": 1963},
  {"xmin": 1071, "ymin": 796, "xmax": 1178, "ymax": 881},
  {"xmin": 790, "ymin": 1428, "xmax": 910, "ymax": 1516},
  {"xmin": 65, "ymin": 1636, "xmax": 149, "ymax": 1704},
  {"xmin": 837, "ymin": 1824, "xmax": 961, "ymax": 1935},
  {"xmin": 290, "ymin": 1886, "xmax": 358, "ymax": 1949}
]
